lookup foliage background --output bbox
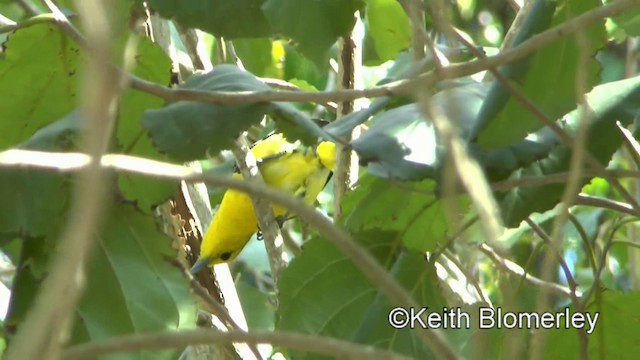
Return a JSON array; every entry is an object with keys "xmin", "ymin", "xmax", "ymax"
[{"xmin": 0, "ymin": 0, "xmax": 640, "ymax": 359}]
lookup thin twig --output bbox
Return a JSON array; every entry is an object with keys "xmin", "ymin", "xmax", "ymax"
[
  {"xmin": 526, "ymin": 219, "xmax": 582, "ymax": 298},
  {"xmin": 0, "ymin": 12, "xmax": 15, "ymax": 26},
  {"xmin": 567, "ymin": 213, "xmax": 598, "ymax": 278},
  {"xmin": 490, "ymin": 170, "xmax": 640, "ymax": 192},
  {"xmin": 3, "ymin": 0, "xmax": 119, "ymax": 359},
  {"xmin": 429, "ymin": 0, "xmax": 640, "ymax": 214},
  {"xmin": 231, "ymin": 138, "xmax": 287, "ymax": 286},
  {"xmin": 580, "ymin": 217, "xmax": 640, "ymax": 304},
  {"xmin": 526, "ymin": 218, "xmax": 590, "ymax": 360},
  {"xmin": 0, "ymin": 13, "xmax": 58, "ymax": 33},
  {"xmin": 62, "ymin": 329, "xmax": 412, "ymax": 360},
  {"xmin": 0, "ymin": 149, "xmax": 459, "ymax": 360},
  {"xmin": 575, "ymin": 194, "xmax": 640, "ymax": 217},
  {"xmin": 441, "ymin": 249, "xmax": 489, "ymax": 304},
  {"xmin": 4, "ymin": 149, "xmax": 639, "ymax": 218},
  {"xmin": 14, "ymin": 0, "xmax": 40, "ymax": 16},
  {"xmin": 531, "ymin": 27, "xmax": 594, "ymax": 360},
  {"xmin": 333, "ymin": 28, "xmax": 359, "ymax": 221},
  {"xmin": 181, "ymin": 265, "xmax": 262, "ymax": 359},
  {"xmin": 478, "ymin": 244, "xmax": 573, "ymax": 298},
  {"xmin": 398, "ymin": 0, "xmax": 431, "ymax": 62},
  {"xmin": 5, "ymin": 1, "xmax": 638, "ymax": 108},
  {"xmin": 132, "ymin": 0, "xmax": 639, "ymax": 105}
]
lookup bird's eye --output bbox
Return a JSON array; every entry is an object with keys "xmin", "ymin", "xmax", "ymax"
[{"xmin": 220, "ymin": 251, "xmax": 233, "ymax": 261}]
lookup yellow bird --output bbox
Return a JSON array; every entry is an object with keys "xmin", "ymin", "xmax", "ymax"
[{"xmin": 191, "ymin": 134, "xmax": 336, "ymax": 273}]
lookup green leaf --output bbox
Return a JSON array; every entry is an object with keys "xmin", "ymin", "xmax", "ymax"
[
  {"xmin": 262, "ymin": 0, "xmax": 364, "ymax": 67},
  {"xmin": 498, "ymin": 75, "xmax": 640, "ymax": 227},
  {"xmin": 474, "ymin": 0, "xmax": 606, "ymax": 149},
  {"xmin": 351, "ymin": 83, "xmax": 487, "ymax": 180},
  {"xmin": 236, "ymin": 282, "xmax": 275, "ymax": 331},
  {"xmin": 74, "ymin": 203, "xmax": 197, "ymax": 356},
  {"xmin": 352, "ymin": 104, "xmax": 438, "ymax": 180},
  {"xmin": 0, "ymin": 170, "xmax": 70, "ymax": 236},
  {"xmin": 270, "ymin": 102, "xmax": 333, "ymax": 145},
  {"xmin": 4, "ymin": 235, "xmax": 58, "ymax": 329},
  {"xmin": 116, "ymin": 38, "xmax": 177, "ymax": 211},
  {"xmin": 607, "ymin": 0, "xmax": 640, "ymax": 36},
  {"xmin": 283, "ymin": 44, "xmax": 328, "ymax": 90},
  {"xmin": 473, "ymin": 126, "xmax": 561, "ymax": 181},
  {"xmin": 233, "ymin": 38, "xmax": 275, "ymax": 78},
  {"xmin": 0, "ymin": 111, "xmax": 78, "ymax": 236},
  {"xmin": 0, "ymin": 24, "xmax": 79, "ymax": 148},
  {"xmin": 140, "ymin": 0, "xmax": 272, "ymax": 38},
  {"xmin": 342, "ymin": 175, "xmax": 468, "ymax": 252},
  {"xmin": 278, "ymin": 230, "xmax": 443, "ymax": 359},
  {"xmin": 141, "ymin": 65, "xmax": 273, "ymax": 161},
  {"xmin": 364, "ymin": 0, "xmax": 411, "ymax": 64},
  {"xmin": 546, "ymin": 291, "xmax": 640, "ymax": 358}
]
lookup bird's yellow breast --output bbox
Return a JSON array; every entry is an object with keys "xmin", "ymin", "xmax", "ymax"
[{"xmin": 192, "ymin": 135, "xmax": 336, "ymax": 271}]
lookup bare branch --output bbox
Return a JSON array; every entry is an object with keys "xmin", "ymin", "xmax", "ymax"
[
  {"xmin": 0, "ymin": 149, "xmax": 459, "ymax": 360},
  {"xmin": 62, "ymin": 329, "xmax": 413, "ymax": 360},
  {"xmin": 478, "ymin": 244, "xmax": 574, "ymax": 298},
  {"xmin": 24, "ymin": 0, "xmax": 635, "ymax": 108},
  {"xmin": 231, "ymin": 138, "xmax": 287, "ymax": 286},
  {"xmin": 3, "ymin": 0, "xmax": 120, "ymax": 359}
]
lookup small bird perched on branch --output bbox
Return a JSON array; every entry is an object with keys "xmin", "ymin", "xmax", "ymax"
[{"xmin": 191, "ymin": 134, "xmax": 336, "ymax": 273}]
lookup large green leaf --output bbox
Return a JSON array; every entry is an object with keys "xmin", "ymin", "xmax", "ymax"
[
  {"xmin": 342, "ymin": 175, "xmax": 468, "ymax": 252},
  {"xmin": 233, "ymin": 38, "xmax": 276, "ymax": 78},
  {"xmin": 5, "ymin": 202, "xmax": 197, "ymax": 358},
  {"xmin": 363, "ymin": 0, "xmax": 411, "ymax": 65},
  {"xmin": 607, "ymin": 0, "xmax": 640, "ymax": 37},
  {"xmin": 139, "ymin": 0, "xmax": 272, "ymax": 38},
  {"xmin": 0, "ymin": 169, "xmax": 70, "ymax": 237},
  {"xmin": 498, "ymin": 75, "xmax": 640, "ymax": 227},
  {"xmin": 0, "ymin": 110, "xmax": 80, "ymax": 237},
  {"xmin": 4, "ymin": 234, "xmax": 58, "ymax": 330},
  {"xmin": 351, "ymin": 83, "xmax": 488, "ymax": 180},
  {"xmin": 474, "ymin": 0, "xmax": 606, "ymax": 149},
  {"xmin": 283, "ymin": 44, "xmax": 328, "ymax": 90},
  {"xmin": 73, "ymin": 203, "xmax": 196, "ymax": 357},
  {"xmin": 277, "ymin": 230, "xmax": 444, "ymax": 359},
  {"xmin": 0, "ymin": 24, "xmax": 79, "ymax": 148},
  {"xmin": 116, "ymin": 37, "xmax": 177, "ymax": 212},
  {"xmin": 262, "ymin": 0, "xmax": 364, "ymax": 67},
  {"xmin": 546, "ymin": 291, "xmax": 640, "ymax": 359},
  {"xmin": 141, "ymin": 65, "xmax": 273, "ymax": 161},
  {"xmin": 352, "ymin": 104, "xmax": 439, "ymax": 180}
]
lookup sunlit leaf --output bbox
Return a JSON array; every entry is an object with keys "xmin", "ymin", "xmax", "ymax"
[{"xmin": 364, "ymin": 0, "xmax": 411, "ymax": 65}]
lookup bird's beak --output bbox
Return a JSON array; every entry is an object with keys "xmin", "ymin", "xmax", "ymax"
[{"xmin": 190, "ymin": 257, "xmax": 212, "ymax": 274}]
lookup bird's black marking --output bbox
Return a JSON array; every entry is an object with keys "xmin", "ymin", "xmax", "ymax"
[{"xmin": 220, "ymin": 251, "xmax": 233, "ymax": 261}]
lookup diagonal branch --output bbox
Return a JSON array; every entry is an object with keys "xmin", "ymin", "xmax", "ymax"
[
  {"xmin": 62, "ymin": 329, "xmax": 413, "ymax": 360},
  {"xmin": 3, "ymin": 0, "xmax": 120, "ymax": 359},
  {"xmin": 0, "ymin": 149, "xmax": 459, "ymax": 360},
  {"xmin": 16, "ymin": 0, "xmax": 635, "ymax": 107}
]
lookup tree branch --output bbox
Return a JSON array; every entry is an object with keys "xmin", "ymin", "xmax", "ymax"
[
  {"xmin": 478, "ymin": 244, "xmax": 574, "ymax": 298},
  {"xmin": 0, "ymin": 149, "xmax": 459, "ymax": 360},
  {"xmin": 62, "ymin": 329, "xmax": 412, "ymax": 360},
  {"xmin": 3, "ymin": 0, "xmax": 119, "ymax": 359},
  {"xmin": 21, "ymin": 0, "xmax": 634, "ymax": 108},
  {"xmin": 231, "ymin": 139, "xmax": 287, "ymax": 286}
]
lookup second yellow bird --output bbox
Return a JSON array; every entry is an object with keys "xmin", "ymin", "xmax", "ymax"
[{"xmin": 191, "ymin": 134, "xmax": 336, "ymax": 273}]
